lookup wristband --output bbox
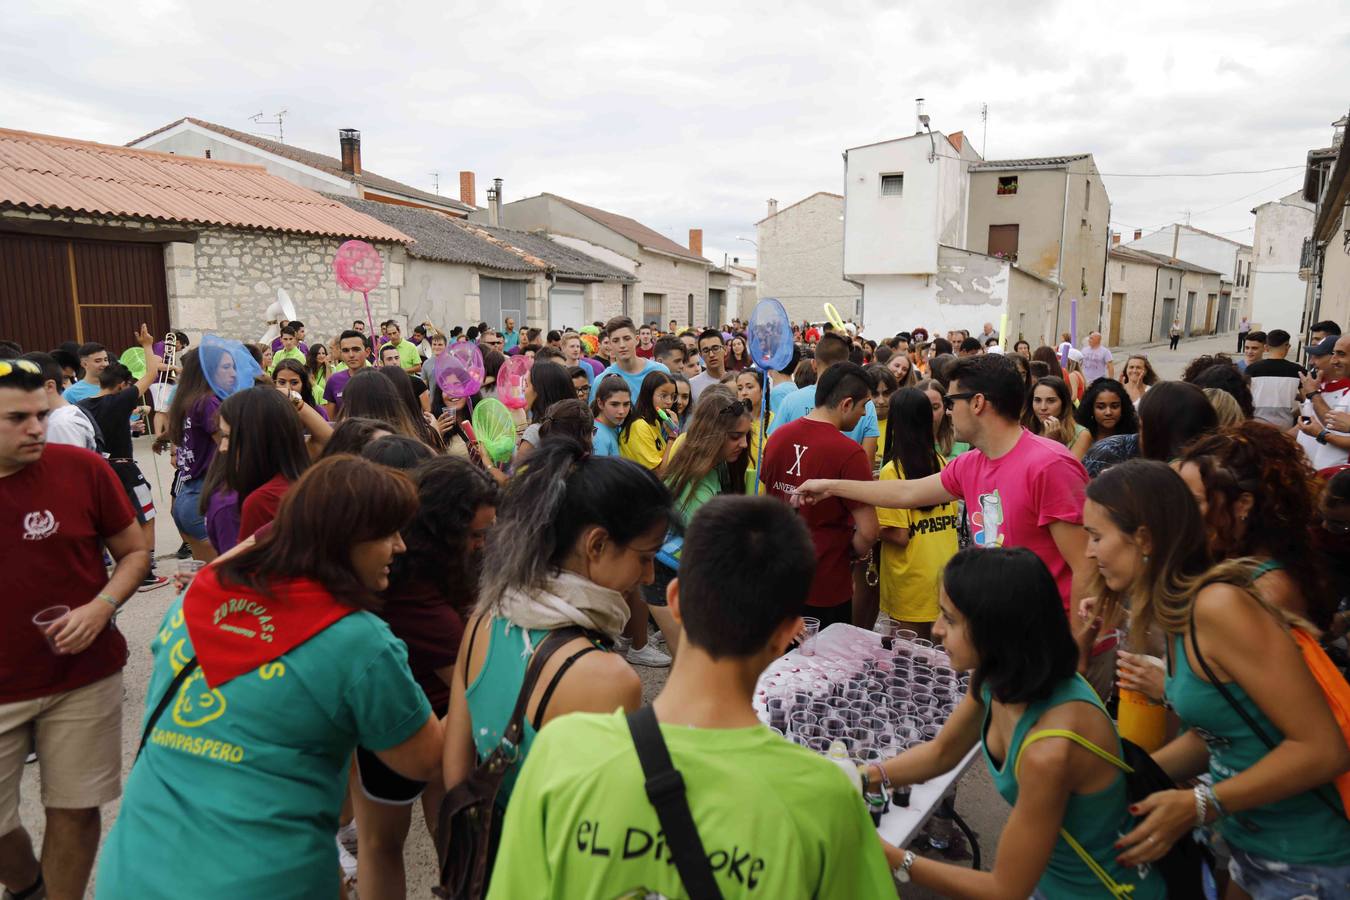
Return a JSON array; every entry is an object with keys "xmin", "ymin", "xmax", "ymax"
[
  {"xmin": 1318, "ymin": 429, "xmax": 1330, "ymax": 445},
  {"xmin": 1193, "ymin": 784, "xmax": 1207, "ymax": 827},
  {"xmin": 97, "ymin": 592, "xmax": 122, "ymax": 612},
  {"xmin": 1205, "ymin": 782, "xmax": 1227, "ymax": 819}
]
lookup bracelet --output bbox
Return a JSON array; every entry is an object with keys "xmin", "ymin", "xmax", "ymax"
[
  {"xmin": 1205, "ymin": 782, "xmax": 1227, "ymax": 819},
  {"xmin": 96, "ymin": 592, "xmax": 122, "ymax": 612},
  {"xmin": 1193, "ymin": 785, "xmax": 1207, "ymax": 827},
  {"xmin": 872, "ymin": 762, "xmax": 892, "ymax": 793}
]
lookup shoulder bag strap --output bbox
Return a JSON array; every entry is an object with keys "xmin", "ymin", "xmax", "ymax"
[
  {"xmin": 1013, "ymin": 727, "xmax": 1134, "ymax": 899},
  {"xmin": 135, "ymin": 657, "xmax": 199, "ymax": 761},
  {"xmin": 626, "ymin": 707, "xmax": 724, "ymax": 900},
  {"xmin": 1190, "ymin": 612, "xmax": 1346, "ymax": 817},
  {"xmin": 531, "ymin": 644, "xmax": 600, "ymax": 731},
  {"xmin": 498, "ymin": 627, "xmax": 585, "ymax": 752}
]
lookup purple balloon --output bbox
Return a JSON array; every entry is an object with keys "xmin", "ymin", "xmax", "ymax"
[{"xmin": 434, "ymin": 342, "xmax": 485, "ymax": 399}]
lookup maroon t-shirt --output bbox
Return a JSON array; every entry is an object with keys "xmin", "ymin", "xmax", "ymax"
[
  {"xmin": 0, "ymin": 444, "xmax": 135, "ymax": 702},
  {"xmin": 378, "ymin": 580, "xmax": 466, "ymax": 714},
  {"xmin": 238, "ymin": 473, "xmax": 291, "ymax": 542},
  {"xmin": 760, "ymin": 417, "xmax": 872, "ymax": 607}
]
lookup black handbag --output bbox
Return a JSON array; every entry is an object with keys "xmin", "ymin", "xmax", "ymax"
[
  {"xmin": 434, "ymin": 626, "xmax": 595, "ymax": 900},
  {"xmin": 1117, "ymin": 737, "xmax": 1215, "ymax": 898},
  {"xmin": 627, "ymin": 706, "xmax": 724, "ymax": 900}
]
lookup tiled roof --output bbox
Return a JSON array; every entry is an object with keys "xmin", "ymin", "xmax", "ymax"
[
  {"xmin": 969, "ymin": 154, "xmax": 1091, "ymax": 171},
  {"xmin": 468, "ymin": 221, "xmax": 636, "ymax": 281},
  {"xmin": 546, "ymin": 193, "xmax": 708, "ymax": 262},
  {"xmin": 0, "ymin": 127, "xmax": 410, "ymax": 242},
  {"xmin": 331, "ymin": 196, "xmax": 535, "ymax": 271},
  {"xmin": 331, "ymin": 195, "xmax": 635, "ymax": 282},
  {"xmin": 1110, "ymin": 245, "xmax": 1222, "ymax": 275},
  {"xmin": 128, "ymin": 117, "xmax": 473, "ymax": 213}
]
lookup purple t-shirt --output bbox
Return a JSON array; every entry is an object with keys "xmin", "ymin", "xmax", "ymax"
[
  {"xmin": 322, "ymin": 367, "xmax": 367, "ymax": 410},
  {"xmin": 205, "ymin": 489, "xmax": 240, "ymax": 554},
  {"xmin": 177, "ymin": 394, "xmax": 221, "ymax": 481},
  {"xmin": 1080, "ymin": 344, "xmax": 1113, "ymax": 382},
  {"xmin": 939, "ymin": 429, "xmax": 1088, "ymax": 611}
]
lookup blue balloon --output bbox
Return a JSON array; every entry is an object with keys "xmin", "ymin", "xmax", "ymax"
[
  {"xmin": 200, "ymin": 334, "xmax": 263, "ymax": 400},
  {"xmin": 747, "ymin": 298, "xmax": 794, "ymax": 371}
]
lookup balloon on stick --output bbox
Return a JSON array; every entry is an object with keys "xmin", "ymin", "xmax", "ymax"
[
  {"xmin": 823, "ymin": 302, "xmax": 846, "ymax": 331},
  {"xmin": 333, "ymin": 240, "xmax": 384, "ymax": 337},
  {"xmin": 119, "ymin": 346, "xmax": 147, "ymax": 380},
  {"xmin": 434, "ymin": 342, "xmax": 485, "ymax": 399},
  {"xmin": 747, "ymin": 298, "xmax": 796, "ymax": 491},
  {"xmin": 471, "ymin": 398, "xmax": 517, "ymax": 464},
  {"xmin": 497, "ymin": 354, "xmax": 533, "ymax": 410},
  {"xmin": 200, "ymin": 334, "xmax": 262, "ymax": 400}
]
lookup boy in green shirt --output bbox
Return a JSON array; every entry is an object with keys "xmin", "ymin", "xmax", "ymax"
[
  {"xmin": 269, "ymin": 326, "xmax": 306, "ymax": 371},
  {"xmin": 489, "ymin": 497, "xmax": 895, "ymax": 899},
  {"xmin": 383, "ymin": 322, "xmax": 422, "ymax": 374}
]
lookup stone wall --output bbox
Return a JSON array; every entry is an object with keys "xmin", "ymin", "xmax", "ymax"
[
  {"xmin": 634, "ymin": 250, "xmax": 709, "ymax": 328},
  {"xmin": 757, "ymin": 193, "xmax": 859, "ymax": 324},
  {"xmin": 170, "ymin": 228, "xmax": 406, "ymax": 345}
]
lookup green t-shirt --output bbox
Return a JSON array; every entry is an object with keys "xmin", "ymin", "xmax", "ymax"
[
  {"xmin": 96, "ymin": 595, "xmax": 432, "ymax": 900},
  {"xmin": 389, "ymin": 339, "xmax": 422, "ymax": 370},
  {"xmin": 488, "ymin": 710, "xmax": 894, "ymax": 900},
  {"xmin": 269, "ymin": 346, "xmax": 306, "ymax": 371}
]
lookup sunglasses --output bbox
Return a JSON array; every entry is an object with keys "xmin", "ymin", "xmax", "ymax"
[
  {"xmin": 0, "ymin": 359, "xmax": 41, "ymax": 377},
  {"xmin": 942, "ymin": 391, "xmax": 977, "ymax": 410}
]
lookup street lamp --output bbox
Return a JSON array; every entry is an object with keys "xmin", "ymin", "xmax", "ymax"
[{"xmin": 735, "ymin": 235, "xmax": 757, "ymax": 248}]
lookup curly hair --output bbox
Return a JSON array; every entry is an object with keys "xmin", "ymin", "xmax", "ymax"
[
  {"xmin": 1075, "ymin": 378, "xmax": 1138, "ymax": 440},
  {"xmin": 1178, "ymin": 421, "xmax": 1329, "ymax": 627}
]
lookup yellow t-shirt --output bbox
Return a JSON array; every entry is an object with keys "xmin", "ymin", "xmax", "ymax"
[
  {"xmin": 876, "ymin": 457, "xmax": 961, "ymax": 622},
  {"xmin": 874, "ymin": 416, "xmax": 890, "ymax": 466},
  {"xmin": 619, "ymin": 417, "xmax": 665, "ymax": 470}
]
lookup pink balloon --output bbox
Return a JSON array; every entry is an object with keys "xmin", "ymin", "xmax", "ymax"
[
  {"xmin": 434, "ymin": 342, "xmax": 485, "ymax": 399},
  {"xmin": 334, "ymin": 240, "xmax": 384, "ymax": 293},
  {"xmin": 497, "ymin": 354, "xmax": 533, "ymax": 410}
]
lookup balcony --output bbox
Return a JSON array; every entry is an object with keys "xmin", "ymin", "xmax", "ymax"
[{"xmin": 1299, "ymin": 236, "xmax": 1317, "ymax": 281}]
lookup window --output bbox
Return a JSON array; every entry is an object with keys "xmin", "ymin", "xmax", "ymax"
[
  {"xmin": 204, "ymin": 149, "xmax": 212, "ymax": 159},
  {"xmin": 1121, "ymin": 264, "xmax": 1126, "ymax": 280},
  {"xmin": 1081, "ymin": 267, "xmax": 1087, "ymax": 293},
  {"xmin": 997, "ymin": 176, "xmax": 1018, "ymax": 195},
  {"xmin": 988, "ymin": 224, "xmax": 1019, "ymax": 261},
  {"xmin": 880, "ymin": 174, "xmax": 904, "ymax": 196},
  {"xmin": 1085, "ymin": 181, "xmax": 1090, "ymax": 210}
]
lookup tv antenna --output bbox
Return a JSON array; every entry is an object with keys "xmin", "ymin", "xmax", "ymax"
[
  {"xmin": 429, "ymin": 172, "xmax": 440, "ymax": 195},
  {"xmin": 980, "ymin": 103, "xmax": 988, "ymax": 157},
  {"xmin": 249, "ymin": 109, "xmax": 288, "ymax": 142}
]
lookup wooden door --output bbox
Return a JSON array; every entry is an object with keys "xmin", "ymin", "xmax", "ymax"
[{"xmin": 1109, "ymin": 292, "xmax": 1125, "ymax": 346}]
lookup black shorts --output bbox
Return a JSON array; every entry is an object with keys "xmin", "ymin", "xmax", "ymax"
[
  {"xmin": 355, "ymin": 745, "xmax": 426, "ymax": 805},
  {"xmin": 641, "ymin": 561, "xmax": 678, "ymax": 608},
  {"xmin": 109, "ymin": 458, "xmax": 155, "ymax": 526}
]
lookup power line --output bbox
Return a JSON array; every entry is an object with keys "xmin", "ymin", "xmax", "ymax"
[{"xmin": 1098, "ymin": 165, "xmax": 1303, "ymax": 178}]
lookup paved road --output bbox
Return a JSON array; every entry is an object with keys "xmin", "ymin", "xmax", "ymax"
[{"xmin": 19, "ymin": 332, "xmax": 1230, "ymax": 896}]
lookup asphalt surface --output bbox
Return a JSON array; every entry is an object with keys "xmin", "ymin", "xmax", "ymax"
[{"xmin": 15, "ymin": 331, "xmax": 1233, "ymax": 897}]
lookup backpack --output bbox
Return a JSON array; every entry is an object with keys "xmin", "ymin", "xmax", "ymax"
[{"xmin": 433, "ymin": 625, "xmax": 599, "ymax": 900}]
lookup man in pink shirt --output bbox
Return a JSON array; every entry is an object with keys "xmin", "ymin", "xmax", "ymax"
[{"xmin": 795, "ymin": 354, "xmax": 1092, "ymax": 613}]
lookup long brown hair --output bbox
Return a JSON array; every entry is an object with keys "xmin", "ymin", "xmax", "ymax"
[
  {"xmin": 664, "ymin": 391, "xmax": 751, "ymax": 505},
  {"xmin": 215, "ymin": 455, "xmax": 417, "ymax": 611},
  {"xmin": 914, "ymin": 378, "xmax": 955, "ymax": 456}
]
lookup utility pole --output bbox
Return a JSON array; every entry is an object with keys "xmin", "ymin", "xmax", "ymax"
[
  {"xmin": 980, "ymin": 103, "xmax": 988, "ymax": 158},
  {"xmin": 429, "ymin": 172, "xmax": 440, "ymax": 195}
]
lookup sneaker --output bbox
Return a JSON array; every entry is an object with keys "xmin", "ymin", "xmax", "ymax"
[
  {"xmin": 626, "ymin": 642, "xmax": 672, "ymax": 668},
  {"xmin": 614, "ymin": 636, "xmax": 633, "ymax": 656},
  {"xmin": 175, "ymin": 542, "xmax": 192, "ymax": 559},
  {"xmin": 138, "ymin": 574, "xmax": 169, "ymax": 593},
  {"xmin": 2, "ymin": 873, "xmax": 45, "ymax": 900},
  {"xmin": 336, "ymin": 835, "xmax": 358, "ymax": 882},
  {"xmin": 337, "ymin": 820, "xmax": 359, "ymax": 856}
]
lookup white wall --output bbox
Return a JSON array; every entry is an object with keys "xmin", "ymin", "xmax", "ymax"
[
  {"xmin": 1128, "ymin": 226, "xmax": 1242, "ymax": 280},
  {"xmin": 1250, "ymin": 193, "xmax": 1314, "ymax": 335},
  {"xmin": 861, "ymin": 248, "xmax": 1010, "ymax": 339},
  {"xmin": 844, "ymin": 134, "xmax": 967, "ymax": 276}
]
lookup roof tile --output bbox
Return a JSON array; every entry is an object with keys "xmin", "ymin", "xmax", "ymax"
[
  {"xmin": 0, "ymin": 127, "xmax": 411, "ymax": 243},
  {"xmin": 969, "ymin": 154, "xmax": 1091, "ymax": 171},
  {"xmin": 546, "ymin": 194, "xmax": 708, "ymax": 263}
]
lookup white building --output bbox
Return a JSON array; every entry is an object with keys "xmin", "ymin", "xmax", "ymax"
[
  {"xmin": 1125, "ymin": 224, "xmax": 1246, "ymax": 333},
  {"xmin": 1249, "ymin": 191, "xmax": 1315, "ymax": 336}
]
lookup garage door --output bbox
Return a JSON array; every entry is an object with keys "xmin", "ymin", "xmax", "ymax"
[
  {"xmin": 549, "ymin": 288, "xmax": 584, "ymax": 331},
  {"xmin": 0, "ymin": 233, "xmax": 169, "ymax": 352}
]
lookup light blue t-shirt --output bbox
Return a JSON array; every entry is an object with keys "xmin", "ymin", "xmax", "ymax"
[
  {"xmin": 587, "ymin": 360, "xmax": 670, "ymax": 405},
  {"xmin": 592, "ymin": 421, "xmax": 620, "ymax": 456},
  {"xmin": 766, "ymin": 385, "xmax": 879, "ymax": 444},
  {"xmin": 63, "ymin": 381, "xmax": 100, "ymax": 404},
  {"xmin": 769, "ymin": 379, "xmax": 797, "ymax": 412}
]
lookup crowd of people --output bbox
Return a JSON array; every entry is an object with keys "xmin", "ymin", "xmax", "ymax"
[{"xmin": 1, "ymin": 307, "xmax": 1349, "ymax": 899}]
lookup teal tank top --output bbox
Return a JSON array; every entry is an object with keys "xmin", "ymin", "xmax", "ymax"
[
  {"xmin": 983, "ymin": 675, "xmax": 1166, "ymax": 898},
  {"xmin": 465, "ymin": 618, "xmax": 552, "ymax": 806},
  {"xmin": 1165, "ymin": 634, "xmax": 1350, "ymax": 865}
]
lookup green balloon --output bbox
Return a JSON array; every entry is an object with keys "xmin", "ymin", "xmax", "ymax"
[
  {"xmin": 471, "ymin": 398, "xmax": 516, "ymax": 464},
  {"xmin": 119, "ymin": 347, "xmax": 147, "ymax": 379}
]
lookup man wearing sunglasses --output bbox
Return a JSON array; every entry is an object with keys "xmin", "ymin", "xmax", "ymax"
[
  {"xmin": 795, "ymin": 354, "xmax": 1092, "ymax": 616},
  {"xmin": 0, "ymin": 358, "xmax": 150, "ymax": 900}
]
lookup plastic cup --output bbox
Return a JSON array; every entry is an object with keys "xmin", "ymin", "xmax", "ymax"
[
  {"xmin": 788, "ymin": 710, "xmax": 817, "ymax": 735},
  {"xmin": 895, "ymin": 628, "xmax": 919, "ymax": 643},
  {"xmin": 847, "ymin": 727, "xmax": 873, "ymax": 752},
  {"xmin": 33, "ymin": 605, "xmax": 70, "ymax": 652},
  {"xmin": 837, "ymin": 707, "xmax": 862, "ymax": 728},
  {"xmin": 174, "ymin": 559, "xmax": 205, "ymax": 594},
  {"xmin": 806, "ymin": 736, "xmax": 832, "ymax": 753},
  {"xmin": 808, "ymin": 701, "xmax": 831, "ymax": 719},
  {"xmin": 800, "ymin": 617, "xmax": 821, "ymax": 657},
  {"xmin": 913, "ymin": 638, "xmax": 934, "ymax": 650},
  {"xmin": 857, "ymin": 746, "xmax": 884, "ymax": 766},
  {"xmin": 921, "ymin": 723, "xmax": 941, "ymax": 741},
  {"xmin": 796, "ymin": 724, "xmax": 825, "ymax": 741},
  {"xmin": 868, "ymin": 691, "xmax": 890, "ymax": 709},
  {"xmin": 913, "ymin": 692, "xmax": 937, "ymax": 709},
  {"xmin": 821, "ymin": 716, "xmax": 847, "ymax": 739}
]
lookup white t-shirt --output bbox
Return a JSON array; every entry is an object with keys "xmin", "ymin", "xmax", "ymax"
[
  {"xmin": 1296, "ymin": 385, "xmax": 1350, "ymax": 470},
  {"xmin": 47, "ymin": 404, "xmax": 97, "ymax": 451}
]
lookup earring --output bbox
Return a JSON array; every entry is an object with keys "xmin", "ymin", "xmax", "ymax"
[{"xmin": 1142, "ymin": 554, "xmax": 1150, "ymax": 563}]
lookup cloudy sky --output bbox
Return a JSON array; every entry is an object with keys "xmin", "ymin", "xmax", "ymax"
[{"xmin": 4, "ymin": 0, "xmax": 1347, "ymax": 266}]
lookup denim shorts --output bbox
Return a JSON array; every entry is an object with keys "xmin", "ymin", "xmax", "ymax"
[
  {"xmin": 641, "ymin": 561, "xmax": 677, "ymax": 608},
  {"xmin": 1229, "ymin": 846, "xmax": 1350, "ymax": 899},
  {"xmin": 171, "ymin": 476, "xmax": 207, "ymax": 541}
]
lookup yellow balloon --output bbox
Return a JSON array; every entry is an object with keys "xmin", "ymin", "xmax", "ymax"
[{"xmin": 823, "ymin": 303, "xmax": 845, "ymax": 330}]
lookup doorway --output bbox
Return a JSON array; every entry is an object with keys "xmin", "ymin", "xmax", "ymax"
[{"xmin": 1108, "ymin": 292, "xmax": 1125, "ymax": 346}]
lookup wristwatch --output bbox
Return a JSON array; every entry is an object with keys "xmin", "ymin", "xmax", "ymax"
[
  {"xmin": 1318, "ymin": 428, "xmax": 1330, "ymax": 445},
  {"xmin": 893, "ymin": 850, "xmax": 916, "ymax": 883}
]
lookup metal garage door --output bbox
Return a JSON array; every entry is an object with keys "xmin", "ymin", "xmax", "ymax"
[
  {"xmin": 479, "ymin": 277, "xmax": 526, "ymax": 333},
  {"xmin": 549, "ymin": 287, "xmax": 584, "ymax": 331},
  {"xmin": 0, "ymin": 233, "xmax": 169, "ymax": 352}
]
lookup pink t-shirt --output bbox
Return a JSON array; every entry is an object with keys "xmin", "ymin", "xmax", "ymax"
[{"xmin": 939, "ymin": 430, "xmax": 1088, "ymax": 610}]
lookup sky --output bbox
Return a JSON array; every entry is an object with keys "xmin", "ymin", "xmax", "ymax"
[{"xmin": 3, "ymin": 0, "xmax": 1348, "ymax": 267}]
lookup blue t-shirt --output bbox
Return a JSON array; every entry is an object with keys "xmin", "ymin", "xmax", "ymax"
[
  {"xmin": 587, "ymin": 360, "xmax": 670, "ymax": 405},
  {"xmin": 766, "ymin": 385, "xmax": 879, "ymax": 444},
  {"xmin": 592, "ymin": 421, "xmax": 621, "ymax": 457},
  {"xmin": 62, "ymin": 381, "xmax": 100, "ymax": 404},
  {"xmin": 769, "ymin": 379, "xmax": 797, "ymax": 412}
]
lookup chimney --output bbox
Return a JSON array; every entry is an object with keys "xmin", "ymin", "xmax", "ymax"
[
  {"xmin": 1133, "ymin": 229, "xmax": 1142, "ymax": 241},
  {"xmin": 338, "ymin": 129, "xmax": 361, "ymax": 176},
  {"xmin": 688, "ymin": 228, "xmax": 703, "ymax": 257},
  {"xmin": 486, "ymin": 178, "xmax": 503, "ymax": 226},
  {"xmin": 949, "ymin": 130, "xmax": 965, "ymax": 152},
  {"xmin": 459, "ymin": 171, "xmax": 476, "ymax": 207},
  {"xmin": 766, "ymin": 198, "xmax": 779, "ymax": 217},
  {"xmin": 1111, "ymin": 233, "xmax": 1121, "ymax": 246}
]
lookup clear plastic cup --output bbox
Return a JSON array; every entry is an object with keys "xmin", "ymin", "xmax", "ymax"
[
  {"xmin": 873, "ymin": 707, "xmax": 901, "ymax": 729},
  {"xmin": 174, "ymin": 559, "xmax": 205, "ymax": 594},
  {"xmin": 895, "ymin": 629, "xmax": 919, "ymax": 643},
  {"xmin": 837, "ymin": 707, "xmax": 862, "ymax": 728},
  {"xmin": 913, "ymin": 638, "xmax": 935, "ymax": 650},
  {"xmin": 808, "ymin": 701, "xmax": 831, "ymax": 719},
  {"xmin": 868, "ymin": 691, "xmax": 890, "ymax": 709},
  {"xmin": 796, "ymin": 724, "xmax": 825, "ymax": 741},
  {"xmin": 847, "ymin": 727, "xmax": 873, "ymax": 752},
  {"xmin": 32, "ymin": 605, "xmax": 70, "ymax": 653},
  {"xmin": 859, "ymin": 715, "xmax": 887, "ymax": 736},
  {"xmin": 932, "ymin": 685, "xmax": 954, "ymax": 704},
  {"xmin": 895, "ymin": 725, "xmax": 921, "ymax": 745},
  {"xmin": 857, "ymin": 746, "xmax": 884, "ymax": 766},
  {"xmin": 800, "ymin": 617, "xmax": 821, "ymax": 657},
  {"xmin": 842, "ymin": 688, "xmax": 866, "ymax": 704},
  {"xmin": 897, "ymin": 715, "xmax": 925, "ymax": 732},
  {"xmin": 911, "ymin": 674, "xmax": 934, "ymax": 691},
  {"xmin": 913, "ymin": 691, "xmax": 937, "ymax": 709},
  {"xmin": 821, "ymin": 716, "xmax": 847, "ymax": 739},
  {"xmin": 921, "ymin": 723, "xmax": 941, "ymax": 741},
  {"xmin": 806, "ymin": 736, "xmax": 832, "ymax": 753},
  {"xmin": 932, "ymin": 665, "xmax": 956, "ymax": 680},
  {"xmin": 913, "ymin": 650, "xmax": 935, "ymax": 667}
]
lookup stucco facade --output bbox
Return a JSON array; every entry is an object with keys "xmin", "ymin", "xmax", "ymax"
[
  {"xmin": 756, "ymin": 192, "xmax": 859, "ymax": 324},
  {"xmin": 1249, "ymin": 192, "xmax": 1314, "ymax": 335}
]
